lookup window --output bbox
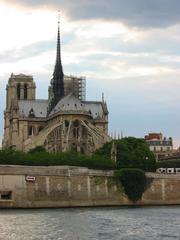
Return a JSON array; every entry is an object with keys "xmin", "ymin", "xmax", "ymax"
[
  {"xmin": 65, "ymin": 120, "xmax": 69, "ymax": 127},
  {"xmin": 28, "ymin": 126, "xmax": 33, "ymax": 136},
  {"xmin": 17, "ymin": 83, "xmax": 21, "ymax": 100},
  {"xmin": 73, "ymin": 128, "xmax": 76, "ymax": 138},
  {"xmin": 28, "ymin": 108, "xmax": 35, "ymax": 118},
  {"xmin": 82, "ymin": 126, "xmax": 87, "ymax": 138},
  {"xmin": 0, "ymin": 191, "xmax": 12, "ymax": 200},
  {"xmin": 167, "ymin": 168, "xmax": 174, "ymax": 174},
  {"xmin": 24, "ymin": 83, "xmax": 28, "ymax": 99}
]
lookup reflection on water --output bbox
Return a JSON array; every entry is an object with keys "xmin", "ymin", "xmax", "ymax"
[{"xmin": 0, "ymin": 206, "xmax": 179, "ymax": 240}]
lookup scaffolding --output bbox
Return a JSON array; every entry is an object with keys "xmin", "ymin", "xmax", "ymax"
[{"xmin": 64, "ymin": 75, "xmax": 86, "ymax": 101}]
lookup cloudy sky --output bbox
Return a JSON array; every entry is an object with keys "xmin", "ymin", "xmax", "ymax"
[{"xmin": 0, "ymin": 0, "xmax": 180, "ymax": 147}]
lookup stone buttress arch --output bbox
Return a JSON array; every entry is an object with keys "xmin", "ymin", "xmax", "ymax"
[{"xmin": 23, "ymin": 121, "xmax": 64, "ymax": 152}]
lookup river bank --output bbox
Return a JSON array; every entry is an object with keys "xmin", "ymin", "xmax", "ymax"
[{"xmin": 0, "ymin": 165, "xmax": 179, "ymax": 208}]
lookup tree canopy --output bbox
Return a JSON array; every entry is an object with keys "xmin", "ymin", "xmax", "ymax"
[
  {"xmin": 115, "ymin": 168, "xmax": 147, "ymax": 202},
  {"xmin": 96, "ymin": 137, "xmax": 156, "ymax": 171}
]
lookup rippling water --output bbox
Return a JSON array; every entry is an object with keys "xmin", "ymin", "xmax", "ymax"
[{"xmin": 0, "ymin": 206, "xmax": 180, "ymax": 240}]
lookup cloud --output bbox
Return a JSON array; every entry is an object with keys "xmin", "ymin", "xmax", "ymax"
[
  {"xmin": 0, "ymin": 41, "xmax": 54, "ymax": 64},
  {"xmin": 0, "ymin": 1, "xmax": 180, "ymax": 148},
  {"xmin": 3, "ymin": 0, "xmax": 180, "ymax": 28}
]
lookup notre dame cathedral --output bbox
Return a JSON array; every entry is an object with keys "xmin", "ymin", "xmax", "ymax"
[{"xmin": 2, "ymin": 21, "xmax": 110, "ymax": 154}]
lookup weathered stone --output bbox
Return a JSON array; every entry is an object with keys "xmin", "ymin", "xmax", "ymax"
[{"xmin": 0, "ymin": 166, "xmax": 179, "ymax": 208}]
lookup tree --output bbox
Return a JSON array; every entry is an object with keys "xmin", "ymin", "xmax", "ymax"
[
  {"xmin": 115, "ymin": 168, "xmax": 147, "ymax": 202},
  {"xmin": 96, "ymin": 137, "xmax": 156, "ymax": 171}
]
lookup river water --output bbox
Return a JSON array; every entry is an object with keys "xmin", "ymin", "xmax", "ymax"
[{"xmin": 0, "ymin": 206, "xmax": 179, "ymax": 240}]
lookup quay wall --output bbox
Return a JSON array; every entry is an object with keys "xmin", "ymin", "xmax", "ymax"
[{"xmin": 0, "ymin": 165, "xmax": 180, "ymax": 208}]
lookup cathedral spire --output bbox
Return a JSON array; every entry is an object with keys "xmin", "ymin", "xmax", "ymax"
[
  {"xmin": 48, "ymin": 15, "xmax": 64, "ymax": 113},
  {"xmin": 54, "ymin": 18, "xmax": 63, "ymax": 78}
]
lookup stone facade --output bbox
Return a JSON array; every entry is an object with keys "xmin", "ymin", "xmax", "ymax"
[
  {"xmin": 2, "ymin": 80, "xmax": 110, "ymax": 153},
  {"xmin": 0, "ymin": 166, "xmax": 179, "ymax": 208},
  {"xmin": 2, "ymin": 23, "xmax": 110, "ymax": 153}
]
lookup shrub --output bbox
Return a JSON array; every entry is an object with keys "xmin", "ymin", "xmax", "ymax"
[
  {"xmin": 115, "ymin": 168, "xmax": 147, "ymax": 202},
  {"xmin": 0, "ymin": 150, "xmax": 115, "ymax": 170},
  {"xmin": 156, "ymin": 160, "xmax": 180, "ymax": 169}
]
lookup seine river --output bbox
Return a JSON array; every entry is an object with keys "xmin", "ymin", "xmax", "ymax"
[{"xmin": 0, "ymin": 206, "xmax": 180, "ymax": 240}]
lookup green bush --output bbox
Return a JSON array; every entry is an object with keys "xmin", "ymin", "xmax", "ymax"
[
  {"xmin": 115, "ymin": 168, "xmax": 147, "ymax": 202},
  {"xmin": 0, "ymin": 150, "xmax": 115, "ymax": 170},
  {"xmin": 156, "ymin": 160, "xmax": 180, "ymax": 169}
]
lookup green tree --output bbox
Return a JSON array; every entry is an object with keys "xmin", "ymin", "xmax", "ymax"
[
  {"xmin": 96, "ymin": 137, "xmax": 156, "ymax": 171},
  {"xmin": 115, "ymin": 168, "xmax": 147, "ymax": 201}
]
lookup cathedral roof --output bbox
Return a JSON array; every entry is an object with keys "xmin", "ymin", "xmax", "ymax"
[
  {"xmin": 48, "ymin": 93, "xmax": 106, "ymax": 119},
  {"xmin": 18, "ymin": 100, "xmax": 48, "ymax": 118},
  {"xmin": 48, "ymin": 93, "xmax": 88, "ymax": 116},
  {"xmin": 83, "ymin": 101, "xmax": 104, "ymax": 119},
  {"xmin": 17, "ymin": 96, "xmax": 107, "ymax": 120}
]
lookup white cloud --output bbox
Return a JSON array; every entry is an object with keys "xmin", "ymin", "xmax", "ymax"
[
  {"xmin": 0, "ymin": 1, "xmax": 180, "ymax": 148},
  {"xmin": 0, "ymin": 51, "xmax": 54, "ymax": 76},
  {"xmin": 75, "ymin": 21, "xmax": 145, "ymax": 42},
  {"xmin": 0, "ymin": 2, "xmax": 76, "ymax": 52}
]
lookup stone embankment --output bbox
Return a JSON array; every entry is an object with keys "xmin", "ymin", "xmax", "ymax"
[{"xmin": 0, "ymin": 165, "xmax": 179, "ymax": 208}]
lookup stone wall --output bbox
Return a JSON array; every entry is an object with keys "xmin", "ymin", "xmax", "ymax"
[{"xmin": 0, "ymin": 166, "xmax": 180, "ymax": 208}]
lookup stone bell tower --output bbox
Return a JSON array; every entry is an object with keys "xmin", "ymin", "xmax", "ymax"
[
  {"xmin": 6, "ymin": 73, "xmax": 36, "ymax": 110},
  {"xmin": 2, "ymin": 73, "xmax": 36, "ymax": 149}
]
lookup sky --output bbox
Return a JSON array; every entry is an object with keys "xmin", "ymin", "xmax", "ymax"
[{"xmin": 0, "ymin": 0, "xmax": 180, "ymax": 147}]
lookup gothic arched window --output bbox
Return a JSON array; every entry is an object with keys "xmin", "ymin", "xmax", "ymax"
[
  {"xmin": 17, "ymin": 83, "xmax": 21, "ymax": 100},
  {"xmin": 24, "ymin": 83, "xmax": 28, "ymax": 100},
  {"xmin": 28, "ymin": 126, "xmax": 33, "ymax": 136},
  {"xmin": 72, "ymin": 120, "xmax": 80, "ymax": 139}
]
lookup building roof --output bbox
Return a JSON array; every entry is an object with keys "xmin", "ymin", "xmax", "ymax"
[
  {"xmin": 49, "ymin": 93, "xmax": 105, "ymax": 119},
  {"xmin": 145, "ymin": 133, "xmax": 162, "ymax": 140},
  {"xmin": 12, "ymin": 73, "xmax": 33, "ymax": 78},
  {"xmin": 18, "ymin": 100, "xmax": 48, "ymax": 118},
  {"xmin": 18, "ymin": 95, "xmax": 107, "ymax": 120},
  {"xmin": 49, "ymin": 93, "xmax": 88, "ymax": 116},
  {"xmin": 84, "ymin": 101, "xmax": 104, "ymax": 119}
]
